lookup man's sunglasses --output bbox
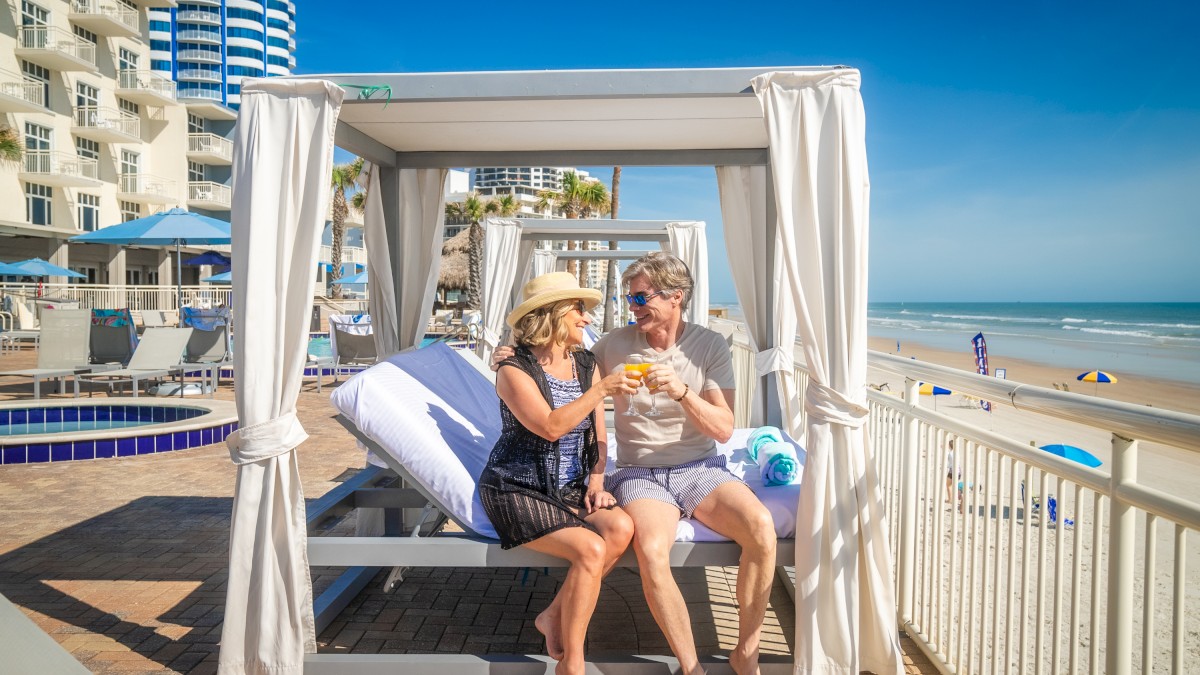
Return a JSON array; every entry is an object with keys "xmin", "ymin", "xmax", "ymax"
[{"xmin": 625, "ymin": 290, "xmax": 670, "ymax": 307}]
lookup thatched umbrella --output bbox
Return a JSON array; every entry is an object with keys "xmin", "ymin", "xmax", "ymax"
[
  {"xmin": 438, "ymin": 250, "xmax": 469, "ymax": 291},
  {"xmin": 442, "ymin": 228, "xmax": 471, "ymax": 254}
]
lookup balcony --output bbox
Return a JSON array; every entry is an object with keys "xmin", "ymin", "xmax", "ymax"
[
  {"xmin": 0, "ymin": 73, "xmax": 46, "ymax": 113},
  {"xmin": 187, "ymin": 181, "xmax": 231, "ymax": 210},
  {"xmin": 14, "ymin": 26, "xmax": 98, "ymax": 73},
  {"xmin": 118, "ymin": 173, "xmax": 176, "ymax": 205},
  {"xmin": 176, "ymin": 29, "xmax": 221, "ymax": 45},
  {"xmin": 126, "ymin": 0, "xmax": 177, "ymax": 6},
  {"xmin": 72, "ymin": 106, "xmax": 141, "ymax": 143},
  {"xmin": 68, "ymin": 0, "xmax": 139, "ymax": 39},
  {"xmin": 116, "ymin": 70, "xmax": 177, "ymax": 106},
  {"xmin": 175, "ymin": 8, "xmax": 220, "ymax": 23},
  {"xmin": 177, "ymin": 49, "xmax": 223, "ymax": 64},
  {"xmin": 178, "ymin": 68, "xmax": 222, "ymax": 83},
  {"xmin": 178, "ymin": 89, "xmax": 237, "ymax": 120},
  {"xmin": 187, "ymin": 133, "xmax": 233, "ymax": 164},
  {"xmin": 19, "ymin": 151, "xmax": 102, "ymax": 188}
]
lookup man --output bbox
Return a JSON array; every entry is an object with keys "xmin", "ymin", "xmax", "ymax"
[{"xmin": 496, "ymin": 253, "xmax": 776, "ymax": 675}]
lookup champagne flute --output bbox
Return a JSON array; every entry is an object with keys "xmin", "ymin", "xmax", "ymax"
[
  {"xmin": 643, "ymin": 353, "xmax": 663, "ymax": 417},
  {"xmin": 622, "ymin": 355, "xmax": 649, "ymax": 417}
]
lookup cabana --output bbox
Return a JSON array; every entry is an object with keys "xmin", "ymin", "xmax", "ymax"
[{"xmin": 222, "ymin": 68, "xmax": 898, "ymax": 674}]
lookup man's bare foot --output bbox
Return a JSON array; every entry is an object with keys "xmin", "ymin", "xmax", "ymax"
[
  {"xmin": 535, "ymin": 608, "xmax": 564, "ymax": 661},
  {"xmin": 729, "ymin": 644, "xmax": 760, "ymax": 675}
]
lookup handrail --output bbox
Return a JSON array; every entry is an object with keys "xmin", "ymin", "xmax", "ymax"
[{"xmin": 869, "ymin": 350, "xmax": 1200, "ymax": 453}]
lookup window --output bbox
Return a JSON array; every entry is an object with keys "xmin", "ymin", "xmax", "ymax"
[
  {"xmin": 226, "ymin": 46, "xmax": 264, "ymax": 60},
  {"xmin": 120, "ymin": 150, "xmax": 139, "ymax": 189},
  {"xmin": 268, "ymin": 36, "xmax": 288, "ymax": 48},
  {"xmin": 267, "ymin": 55, "xmax": 289, "ymax": 67},
  {"xmin": 118, "ymin": 47, "xmax": 138, "ymax": 73},
  {"xmin": 120, "ymin": 200, "xmax": 140, "ymax": 222},
  {"xmin": 227, "ymin": 65, "xmax": 264, "ymax": 78},
  {"xmin": 188, "ymin": 161, "xmax": 204, "ymax": 182},
  {"xmin": 226, "ymin": 27, "xmax": 264, "ymax": 41},
  {"xmin": 267, "ymin": 17, "xmax": 289, "ymax": 31},
  {"xmin": 227, "ymin": 84, "xmax": 240, "ymax": 95},
  {"xmin": 148, "ymin": 19, "xmax": 171, "ymax": 32},
  {"xmin": 73, "ymin": 25, "xmax": 98, "ymax": 46},
  {"xmin": 119, "ymin": 98, "xmax": 139, "ymax": 116},
  {"xmin": 227, "ymin": 7, "xmax": 264, "ymax": 22},
  {"xmin": 71, "ymin": 265, "xmax": 99, "ymax": 284},
  {"xmin": 178, "ymin": 22, "xmax": 219, "ymax": 35},
  {"xmin": 24, "ymin": 121, "xmax": 50, "ymax": 153},
  {"xmin": 126, "ymin": 269, "xmax": 141, "ymax": 285},
  {"xmin": 26, "ymin": 183, "xmax": 52, "ymax": 225},
  {"xmin": 146, "ymin": 270, "xmax": 159, "ymax": 285},
  {"xmin": 150, "ymin": 39, "xmax": 172, "ymax": 52},
  {"xmin": 76, "ymin": 81, "xmax": 99, "ymax": 109},
  {"xmin": 188, "ymin": 113, "xmax": 204, "ymax": 134},
  {"xmin": 77, "ymin": 193, "xmax": 100, "ymax": 231},
  {"xmin": 151, "ymin": 59, "xmax": 172, "ymax": 72},
  {"xmin": 267, "ymin": 1, "xmax": 289, "ymax": 11},
  {"xmin": 20, "ymin": 60, "xmax": 49, "ymax": 109},
  {"xmin": 76, "ymin": 137, "xmax": 99, "ymax": 161},
  {"xmin": 21, "ymin": 1, "xmax": 47, "ymax": 27}
]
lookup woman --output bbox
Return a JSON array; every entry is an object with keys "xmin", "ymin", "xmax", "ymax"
[{"xmin": 479, "ymin": 271, "xmax": 635, "ymax": 675}]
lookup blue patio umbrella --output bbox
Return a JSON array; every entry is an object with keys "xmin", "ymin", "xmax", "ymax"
[
  {"xmin": 203, "ymin": 271, "xmax": 232, "ymax": 284},
  {"xmin": 0, "ymin": 261, "xmax": 34, "ymax": 276},
  {"xmin": 1039, "ymin": 444, "xmax": 1102, "ymax": 468},
  {"xmin": 338, "ymin": 270, "xmax": 368, "ymax": 285},
  {"xmin": 70, "ymin": 208, "xmax": 231, "ymax": 307},
  {"xmin": 183, "ymin": 251, "xmax": 232, "ymax": 267},
  {"xmin": 11, "ymin": 257, "xmax": 87, "ymax": 279}
]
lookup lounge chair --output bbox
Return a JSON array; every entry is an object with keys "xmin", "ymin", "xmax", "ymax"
[
  {"xmin": 79, "ymin": 327, "xmax": 194, "ymax": 397},
  {"xmin": 169, "ymin": 323, "xmax": 231, "ymax": 396},
  {"xmin": 317, "ymin": 343, "xmax": 800, "ymax": 637},
  {"xmin": 329, "ymin": 314, "xmax": 376, "ymax": 382},
  {"xmin": 0, "ymin": 308, "xmax": 95, "ymax": 398},
  {"xmin": 89, "ymin": 309, "xmax": 139, "ymax": 366}
]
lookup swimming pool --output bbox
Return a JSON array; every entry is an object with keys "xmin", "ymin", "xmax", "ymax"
[{"xmin": 0, "ymin": 400, "xmax": 239, "ymax": 465}]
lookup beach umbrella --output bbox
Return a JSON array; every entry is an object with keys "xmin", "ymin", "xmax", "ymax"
[
  {"xmin": 1077, "ymin": 370, "xmax": 1117, "ymax": 395},
  {"xmin": 338, "ymin": 270, "xmax": 368, "ymax": 285},
  {"xmin": 0, "ymin": 261, "xmax": 31, "ymax": 276},
  {"xmin": 70, "ymin": 208, "xmax": 231, "ymax": 308},
  {"xmin": 1039, "ymin": 444, "xmax": 1102, "ymax": 468},
  {"xmin": 10, "ymin": 257, "xmax": 87, "ymax": 278},
  {"xmin": 918, "ymin": 382, "xmax": 952, "ymax": 409},
  {"xmin": 203, "ymin": 271, "xmax": 232, "ymax": 284},
  {"xmin": 184, "ymin": 251, "xmax": 232, "ymax": 267}
]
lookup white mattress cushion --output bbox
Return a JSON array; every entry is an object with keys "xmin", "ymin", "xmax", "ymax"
[{"xmin": 330, "ymin": 343, "xmax": 805, "ymax": 543}]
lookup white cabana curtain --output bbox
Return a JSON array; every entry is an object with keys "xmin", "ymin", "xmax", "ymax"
[
  {"xmin": 394, "ymin": 168, "xmax": 449, "ymax": 349},
  {"xmin": 478, "ymin": 217, "xmax": 525, "ymax": 362},
  {"xmin": 663, "ymin": 220, "xmax": 710, "ymax": 325},
  {"xmin": 220, "ymin": 79, "xmax": 343, "ymax": 674},
  {"xmin": 715, "ymin": 166, "xmax": 801, "ymax": 431},
  {"xmin": 531, "ymin": 248, "xmax": 557, "ymax": 277},
  {"xmin": 359, "ymin": 162, "xmax": 399, "ymax": 357},
  {"xmin": 753, "ymin": 70, "xmax": 901, "ymax": 674}
]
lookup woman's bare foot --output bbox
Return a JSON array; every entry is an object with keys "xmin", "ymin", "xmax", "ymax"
[
  {"xmin": 535, "ymin": 608, "xmax": 564, "ymax": 661},
  {"xmin": 729, "ymin": 644, "xmax": 760, "ymax": 675}
]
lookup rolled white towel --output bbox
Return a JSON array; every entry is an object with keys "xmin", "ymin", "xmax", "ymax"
[
  {"xmin": 746, "ymin": 425, "xmax": 784, "ymax": 462},
  {"xmin": 758, "ymin": 441, "xmax": 800, "ymax": 487}
]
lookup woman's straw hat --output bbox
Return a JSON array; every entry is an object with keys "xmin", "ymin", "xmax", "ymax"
[{"xmin": 506, "ymin": 272, "xmax": 603, "ymax": 327}]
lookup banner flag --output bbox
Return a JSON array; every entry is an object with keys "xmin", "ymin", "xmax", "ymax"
[{"xmin": 971, "ymin": 332, "xmax": 993, "ymax": 411}]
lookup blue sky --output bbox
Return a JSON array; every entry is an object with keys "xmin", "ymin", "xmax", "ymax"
[{"xmin": 296, "ymin": 1, "xmax": 1200, "ymax": 304}]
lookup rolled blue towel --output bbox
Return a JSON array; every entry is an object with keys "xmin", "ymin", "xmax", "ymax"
[
  {"xmin": 746, "ymin": 425, "xmax": 784, "ymax": 462},
  {"xmin": 758, "ymin": 441, "xmax": 800, "ymax": 487}
]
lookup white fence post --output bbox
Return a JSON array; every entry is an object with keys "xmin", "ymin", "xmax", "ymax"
[
  {"xmin": 1106, "ymin": 432, "xmax": 1137, "ymax": 675},
  {"xmin": 896, "ymin": 376, "xmax": 921, "ymax": 622}
]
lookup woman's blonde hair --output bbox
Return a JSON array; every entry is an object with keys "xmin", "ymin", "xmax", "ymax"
[
  {"xmin": 621, "ymin": 252, "xmax": 694, "ymax": 310},
  {"xmin": 512, "ymin": 299, "xmax": 581, "ymax": 348}
]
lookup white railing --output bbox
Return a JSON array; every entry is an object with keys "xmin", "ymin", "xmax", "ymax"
[
  {"xmin": 1, "ymin": 283, "xmax": 230, "ymax": 312},
  {"xmin": 119, "ymin": 173, "xmax": 175, "ymax": 200},
  {"xmin": 188, "ymin": 181, "xmax": 231, "ymax": 207},
  {"xmin": 118, "ymin": 69, "xmax": 176, "ymax": 99},
  {"xmin": 17, "ymin": 26, "xmax": 97, "ymax": 67},
  {"xmin": 69, "ymin": 0, "xmax": 140, "ymax": 32},
  {"xmin": 178, "ymin": 68, "xmax": 222, "ymax": 83},
  {"xmin": 177, "ymin": 87, "xmax": 222, "ymax": 101},
  {"xmin": 177, "ymin": 50, "xmax": 223, "ymax": 64},
  {"xmin": 727, "ymin": 333, "xmax": 1200, "ymax": 673},
  {"xmin": 187, "ymin": 133, "xmax": 233, "ymax": 160},
  {"xmin": 175, "ymin": 8, "xmax": 220, "ymax": 22},
  {"xmin": 320, "ymin": 245, "xmax": 368, "ymax": 268},
  {"xmin": 176, "ymin": 29, "xmax": 221, "ymax": 43},
  {"xmin": 0, "ymin": 75, "xmax": 45, "ymax": 107},
  {"xmin": 21, "ymin": 150, "xmax": 100, "ymax": 181},
  {"xmin": 73, "ymin": 105, "xmax": 140, "ymax": 138}
]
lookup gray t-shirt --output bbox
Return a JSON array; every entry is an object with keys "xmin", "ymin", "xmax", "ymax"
[{"xmin": 592, "ymin": 323, "xmax": 735, "ymax": 467}]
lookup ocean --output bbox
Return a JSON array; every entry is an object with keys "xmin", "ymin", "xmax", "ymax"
[{"xmin": 710, "ymin": 302, "xmax": 1200, "ymax": 385}]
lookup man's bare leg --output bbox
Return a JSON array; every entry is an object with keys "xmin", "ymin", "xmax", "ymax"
[
  {"xmin": 692, "ymin": 482, "xmax": 777, "ymax": 675},
  {"xmin": 622, "ymin": 499, "xmax": 705, "ymax": 675}
]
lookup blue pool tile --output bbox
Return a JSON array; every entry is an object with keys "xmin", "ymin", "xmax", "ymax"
[
  {"xmin": 153, "ymin": 407, "xmax": 166, "ymax": 423},
  {"xmin": 28, "ymin": 409, "xmax": 43, "ymax": 424},
  {"xmin": 2, "ymin": 446, "xmax": 26, "ymax": 465},
  {"xmin": 10, "ymin": 409, "xmax": 26, "ymax": 425},
  {"xmin": 119, "ymin": 437, "xmax": 139, "ymax": 456},
  {"xmin": 0, "ymin": 411, "xmax": 8, "ymax": 425},
  {"xmin": 136, "ymin": 436, "xmax": 154, "ymax": 455},
  {"xmin": 26, "ymin": 444, "xmax": 49, "ymax": 463},
  {"xmin": 73, "ymin": 442, "xmax": 95, "ymax": 461},
  {"xmin": 202, "ymin": 427, "xmax": 213, "ymax": 446},
  {"xmin": 171, "ymin": 431, "xmax": 186, "ymax": 450},
  {"xmin": 45, "ymin": 408, "xmax": 61, "ymax": 424},
  {"xmin": 51, "ymin": 444, "xmax": 72, "ymax": 462},
  {"xmin": 62, "ymin": 408, "xmax": 78, "ymax": 423},
  {"xmin": 155, "ymin": 433, "xmax": 171, "ymax": 452},
  {"xmin": 93, "ymin": 439, "xmax": 114, "ymax": 459},
  {"xmin": 187, "ymin": 430, "xmax": 201, "ymax": 448}
]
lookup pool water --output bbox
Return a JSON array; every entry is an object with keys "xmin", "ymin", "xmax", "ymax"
[
  {"xmin": 1, "ymin": 420, "xmax": 150, "ymax": 436},
  {"xmin": 308, "ymin": 335, "xmax": 438, "ymax": 360}
]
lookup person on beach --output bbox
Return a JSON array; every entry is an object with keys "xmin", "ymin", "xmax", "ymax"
[
  {"xmin": 479, "ymin": 271, "xmax": 636, "ymax": 675},
  {"xmin": 945, "ymin": 439, "xmax": 957, "ymax": 504},
  {"xmin": 493, "ymin": 253, "xmax": 776, "ymax": 675}
]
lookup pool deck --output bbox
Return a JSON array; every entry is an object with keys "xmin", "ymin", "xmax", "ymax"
[{"xmin": 0, "ymin": 347, "xmax": 936, "ymax": 674}]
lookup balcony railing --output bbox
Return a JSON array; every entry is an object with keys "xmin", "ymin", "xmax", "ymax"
[
  {"xmin": 722, "ymin": 324, "xmax": 1200, "ymax": 674},
  {"xmin": 187, "ymin": 133, "xmax": 233, "ymax": 163},
  {"xmin": 175, "ymin": 8, "xmax": 220, "ymax": 23},
  {"xmin": 19, "ymin": 150, "xmax": 101, "ymax": 187},
  {"xmin": 0, "ymin": 74, "xmax": 46, "ymax": 112},
  {"xmin": 177, "ymin": 49, "xmax": 223, "ymax": 64},
  {"xmin": 116, "ymin": 70, "xmax": 177, "ymax": 104},
  {"xmin": 68, "ymin": 0, "xmax": 140, "ymax": 37},
  {"xmin": 177, "ymin": 87, "xmax": 222, "ymax": 101},
  {"xmin": 177, "ymin": 68, "xmax": 222, "ymax": 83},
  {"xmin": 0, "ymin": 283, "xmax": 229, "ymax": 313},
  {"xmin": 15, "ymin": 26, "xmax": 97, "ymax": 71},
  {"xmin": 72, "ymin": 105, "xmax": 140, "ymax": 142},
  {"xmin": 187, "ymin": 181, "xmax": 231, "ymax": 209},
  {"xmin": 118, "ymin": 173, "xmax": 175, "ymax": 204},
  {"xmin": 176, "ymin": 29, "xmax": 221, "ymax": 44}
]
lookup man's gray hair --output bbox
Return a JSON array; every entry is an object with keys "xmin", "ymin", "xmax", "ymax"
[{"xmin": 621, "ymin": 252, "xmax": 694, "ymax": 311}]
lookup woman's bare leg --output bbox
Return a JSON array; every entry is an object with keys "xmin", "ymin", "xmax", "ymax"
[{"xmin": 523, "ymin": 527, "xmax": 607, "ymax": 674}]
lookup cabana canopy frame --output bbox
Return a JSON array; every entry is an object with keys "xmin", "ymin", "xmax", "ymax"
[{"xmin": 223, "ymin": 67, "xmax": 900, "ymax": 675}]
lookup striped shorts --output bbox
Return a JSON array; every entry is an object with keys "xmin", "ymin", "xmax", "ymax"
[{"xmin": 608, "ymin": 454, "xmax": 741, "ymax": 518}]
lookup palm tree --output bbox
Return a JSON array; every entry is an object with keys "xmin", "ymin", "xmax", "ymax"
[
  {"xmin": 576, "ymin": 179, "xmax": 610, "ymax": 286},
  {"xmin": 457, "ymin": 193, "xmax": 487, "ymax": 309},
  {"xmin": 604, "ymin": 167, "xmax": 622, "ymax": 330},
  {"xmin": 0, "ymin": 126, "xmax": 22, "ymax": 163},
  {"xmin": 328, "ymin": 157, "xmax": 363, "ymax": 298}
]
